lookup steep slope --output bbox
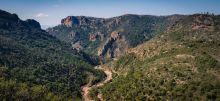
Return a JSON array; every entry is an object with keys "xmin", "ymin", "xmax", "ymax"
[
  {"xmin": 0, "ymin": 10, "xmax": 105, "ymax": 101},
  {"xmin": 47, "ymin": 14, "xmax": 183, "ymax": 58},
  {"xmin": 92, "ymin": 14, "xmax": 220, "ymax": 100}
]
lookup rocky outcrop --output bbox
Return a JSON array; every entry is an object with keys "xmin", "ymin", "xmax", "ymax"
[
  {"xmin": 61, "ymin": 16, "xmax": 79, "ymax": 27},
  {"xmin": 98, "ymin": 31, "xmax": 120, "ymax": 58},
  {"xmin": 72, "ymin": 41, "xmax": 82, "ymax": 51},
  {"xmin": 192, "ymin": 15, "xmax": 215, "ymax": 30},
  {"xmin": 89, "ymin": 32, "xmax": 104, "ymax": 41},
  {"xmin": 61, "ymin": 16, "xmax": 104, "ymax": 27}
]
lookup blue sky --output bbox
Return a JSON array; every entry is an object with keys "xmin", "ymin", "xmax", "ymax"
[{"xmin": 0, "ymin": 0, "xmax": 220, "ymax": 26}]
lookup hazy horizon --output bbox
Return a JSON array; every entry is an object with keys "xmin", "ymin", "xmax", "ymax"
[{"xmin": 1, "ymin": 0, "xmax": 220, "ymax": 26}]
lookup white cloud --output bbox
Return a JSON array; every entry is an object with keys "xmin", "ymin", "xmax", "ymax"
[{"xmin": 36, "ymin": 13, "xmax": 49, "ymax": 18}]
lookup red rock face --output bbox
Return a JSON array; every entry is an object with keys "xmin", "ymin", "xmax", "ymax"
[
  {"xmin": 61, "ymin": 16, "xmax": 73, "ymax": 27},
  {"xmin": 61, "ymin": 16, "xmax": 80, "ymax": 27},
  {"xmin": 98, "ymin": 31, "xmax": 120, "ymax": 57},
  {"xmin": 111, "ymin": 31, "xmax": 119, "ymax": 39}
]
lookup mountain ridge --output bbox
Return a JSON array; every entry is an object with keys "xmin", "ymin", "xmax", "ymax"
[{"xmin": 47, "ymin": 14, "xmax": 184, "ymax": 59}]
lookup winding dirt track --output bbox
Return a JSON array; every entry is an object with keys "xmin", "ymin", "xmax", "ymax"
[{"xmin": 82, "ymin": 66, "xmax": 112, "ymax": 101}]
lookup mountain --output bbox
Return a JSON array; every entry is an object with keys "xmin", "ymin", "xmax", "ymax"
[
  {"xmin": 90, "ymin": 14, "xmax": 220, "ymax": 100},
  {"xmin": 2, "ymin": 8, "xmax": 219, "ymax": 101},
  {"xmin": 47, "ymin": 14, "xmax": 184, "ymax": 58},
  {"xmin": 0, "ymin": 9, "xmax": 105, "ymax": 100}
]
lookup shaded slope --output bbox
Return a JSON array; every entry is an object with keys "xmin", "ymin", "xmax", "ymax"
[{"xmin": 0, "ymin": 10, "xmax": 105, "ymax": 101}]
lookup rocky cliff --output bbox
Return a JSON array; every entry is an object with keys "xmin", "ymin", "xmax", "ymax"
[
  {"xmin": 98, "ymin": 31, "xmax": 120, "ymax": 57},
  {"xmin": 47, "ymin": 14, "xmax": 184, "ymax": 58}
]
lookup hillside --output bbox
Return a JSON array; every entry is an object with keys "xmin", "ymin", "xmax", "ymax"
[
  {"xmin": 47, "ymin": 14, "xmax": 183, "ymax": 58},
  {"xmin": 0, "ymin": 10, "xmax": 105, "ymax": 101},
  {"xmin": 90, "ymin": 14, "xmax": 220, "ymax": 100}
]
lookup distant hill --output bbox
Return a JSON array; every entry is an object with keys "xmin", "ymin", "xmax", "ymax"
[
  {"xmin": 41, "ymin": 25, "xmax": 54, "ymax": 30},
  {"xmin": 0, "ymin": 9, "xmax": 105, "ymax": 100},
  {"xmin": 91, "ymin": 14, "xmax": 220, "ymax": 100},
  {"xmin": 47, "ymin": 14, "xmax": 184, "ymax": 58}
]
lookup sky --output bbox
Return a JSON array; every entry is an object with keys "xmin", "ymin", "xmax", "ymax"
[{"xmin": 0, "ymin": 0, "xmax": 220, "ymax": 26}]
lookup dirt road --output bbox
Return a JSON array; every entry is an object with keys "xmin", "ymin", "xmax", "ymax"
[{"xmin": 81, "ymin": 66, "xmax": 112, "ymax": 101}]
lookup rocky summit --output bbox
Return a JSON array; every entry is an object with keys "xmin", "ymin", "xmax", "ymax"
[
  {"xmin": 61, "ymin": 16, "xmax": 104, "ymax": 27},
  {"xmin": 0, "ymin": 10, "xmax": 41, "ymax": 30}
]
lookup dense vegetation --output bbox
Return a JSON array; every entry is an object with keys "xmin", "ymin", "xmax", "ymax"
[
  {"xmin": 90, "ymin": 14, "xmax": 220, "ymax": 100},
  {"xmin": 0, "ymin": 10, "xmax": 105, "ymax": 101}
]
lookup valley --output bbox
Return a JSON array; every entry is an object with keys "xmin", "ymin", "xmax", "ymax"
[
  {"xmin": 1, "ymin": 8, "xmax": 220, "ymax": 101},
  {"xmin": 90, "ymin": 14, "xmax": 220, "ymax": 101}
]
